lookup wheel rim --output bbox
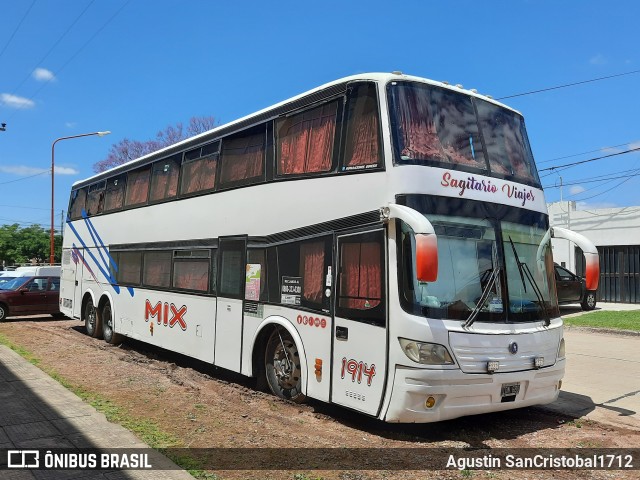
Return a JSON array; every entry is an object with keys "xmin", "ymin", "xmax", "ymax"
[
  {"xmin": 587, "ymin": 293, "xmax": 596, "ymax": 308},
  {"xmin": 271, "ymin": 338, "xmax": 301, "ymax": 391},
  {"xmin": 86, "ymin": 304, "xmax": 96, "ymax": 332},
  {"xmin": 103, "ymin": 306, "xmax": 112, "ymax": 338}
]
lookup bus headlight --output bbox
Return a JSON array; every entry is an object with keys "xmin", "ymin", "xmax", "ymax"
[{"xmin": 399, "ymin": 338, "xmax": 454, "ymax": 365}]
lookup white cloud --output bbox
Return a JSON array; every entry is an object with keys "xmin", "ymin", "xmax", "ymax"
[
  {"xmin": 33, "ymin": 68, "xmax": 55, "ymax": 82},
  {"xmin": 0, "ymin": 165, "xmax": 79, "ymax": 176},
  {"xmin": 589, "ymin": 54, "xmax": 607, "ymax": 65},
  {"xmin": 65, "ymin": 122, "xmax": 77, "ymax": 128},
  {"xmin": 0, "ymin": 93, "xmax": 35, "ymax": 109},
  {"xmin": 569, "ymin": 185, "xmax": 586, "ymax": 195},
  {"xmin": 54, "ymin": 166, "xmax": 79, "ymax": 175}
]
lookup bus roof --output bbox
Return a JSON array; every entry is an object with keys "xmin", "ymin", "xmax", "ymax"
[{"xmin": 74, "ymin": 72, "xmax": 520, "ymax": 189}]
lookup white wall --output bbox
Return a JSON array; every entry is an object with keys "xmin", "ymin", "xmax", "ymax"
[{"xmin": 547, "ymin": 201, "xmax": 640, "ymax": 271}]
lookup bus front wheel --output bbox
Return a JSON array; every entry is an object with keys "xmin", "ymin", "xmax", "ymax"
[
  {"xmin": 101, "ymin": 302, "xmax": 123, "ymax": 345},
  {"xmin": 84, "ymin": 299, "xmax": 102, "ymax": 338},
  {"xmin": 264, "ymin": 328, "xmax": 306, "ymax": 403}
]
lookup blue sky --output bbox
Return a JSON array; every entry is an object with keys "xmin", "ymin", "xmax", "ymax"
[{"xmin": 1, "ymin": 0, "xmax": 639, "ymax": 231}]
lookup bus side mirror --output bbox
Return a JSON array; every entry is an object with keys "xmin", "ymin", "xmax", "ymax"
[{"xmin": 415, "ymin": 234, "xmax": 438, "ymax": 283}]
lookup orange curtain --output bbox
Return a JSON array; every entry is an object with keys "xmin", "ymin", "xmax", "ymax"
[
  {"xmin": 301, "ymin": 242, "xmax": 325, "ymax": 303},
  {"xmin": 341, "ymin": 242, "xmax": 381, "ymax": 309}
]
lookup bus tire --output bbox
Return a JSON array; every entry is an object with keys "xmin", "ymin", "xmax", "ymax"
[
  {"xmin": 84, "ymin": 299, "xmax": 102, "ymax": 338},
  {"xmin": 264, "ymin": 328, "xmax": 306, "ymax": 403},
  {"xmin": 101, "ymin": 302, "xmax": 123, "ymax": 345}
]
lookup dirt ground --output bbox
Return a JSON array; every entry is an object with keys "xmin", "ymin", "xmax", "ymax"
[{"xmin": 1, "ymin": 316, "xmax": 638, "ymax": 480}]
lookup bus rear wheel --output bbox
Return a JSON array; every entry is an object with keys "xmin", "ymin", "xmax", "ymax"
[
  {"xmin": 101, "ymin": 302, "xmax": 123, "ymax": 345},
  {"xmin": 84, "ymin": 299, "xmax": 102, "ymax": 338},
  {"xmin": 264, "ymin": 328, "xmax": 306, "ymax": 403}
]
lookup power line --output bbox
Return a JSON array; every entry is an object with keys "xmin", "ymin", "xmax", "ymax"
[
  {"xmin": 497, "ymin": 70, "xmax": 640, "ymax": 100},
  {"xmin": 6, "ymin": 0, "xmax": 130, "ymax": 122},
  {"xmin": 539, "ymin": 146, "xmax": 640, "ymax": 173},
  {"xmin": 8, "ymin": 0, "xmax": 96, "ymax": 96},
  {"xmin": 543, "ymin": 170, "xmax": 640, "ymax": 189},
  {"xmin": 537, "ymin": 141, "xmax": 637, "ymax": 165},
  {"xmin": 0, "ymin": 170, "xmax": 49, "ymax": 185},
  {"xmin": 0, "ymin": 0, "xmax": 37, "ymax": 61}
]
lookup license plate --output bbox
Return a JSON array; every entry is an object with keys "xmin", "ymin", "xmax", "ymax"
[{"xmin": 501, "ymin": 382, "xmax": 520, "ymax": 397}]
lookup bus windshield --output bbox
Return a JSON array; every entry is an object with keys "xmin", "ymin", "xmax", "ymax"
[
  {"xmin": 388, "ymin": 81, "xmax": 540, "ymax": 186},
  {"xmin": 398, "ymin": 195, "xmax": 559, "ymax": 323}
]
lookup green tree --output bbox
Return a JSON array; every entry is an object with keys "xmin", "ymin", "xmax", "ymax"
[{"xmin": 0, "ymin": 224, "xmax": 62, "ymax": 267}]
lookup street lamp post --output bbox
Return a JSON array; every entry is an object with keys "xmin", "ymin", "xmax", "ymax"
[{"xmin": 50, "ymin": 131, "xmax": 111, "ymax": 264}]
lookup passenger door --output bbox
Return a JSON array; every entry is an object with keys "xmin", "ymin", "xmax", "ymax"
[
  {"xmin": 18, "ymin": 277, "xmax": 49, "ymax": 315},
  {"xmin": 214, "ymin": 237, "xmax": 247, "ymax": 373},
  {"xmin": 331, "ymin": 229, "xmax": 388, "ymax": 416}
]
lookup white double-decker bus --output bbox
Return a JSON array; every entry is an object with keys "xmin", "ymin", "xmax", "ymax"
[{"xmin": 60, "ymin": 72, "xmax": 599, "ymax": 422}]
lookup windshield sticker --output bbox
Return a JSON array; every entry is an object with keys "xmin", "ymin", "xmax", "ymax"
[
  {"xmin": 440, "ymin": 171, "xmax": 536, "ymax": 207},
  {"xmin": 342, "ymin": 163, "xmax": 378, "ymax": 171},
  {"xmin": 245, "ymin": 264, "xmax": 261, "ymax": 301}
]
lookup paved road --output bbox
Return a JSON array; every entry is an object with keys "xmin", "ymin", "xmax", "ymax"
[{"xmin": 542, "ymin": 304, "xmax": 640, "ymax": 431}]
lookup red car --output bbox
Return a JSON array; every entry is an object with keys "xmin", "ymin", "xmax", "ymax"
[{"xmin": 0, "ymin": 276, "xmax": 63, "ymax": 321}]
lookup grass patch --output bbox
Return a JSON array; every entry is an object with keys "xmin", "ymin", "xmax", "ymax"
[
  {"xmin": 0, "ymin": 332, "xmax": 41, "ymax": 365},
  {"xmin": 563, "ymin": 310, "xmax": 640, "ymax": 332}
]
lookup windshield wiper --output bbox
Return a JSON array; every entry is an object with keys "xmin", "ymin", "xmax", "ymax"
[
  {"xmin": 463, "ymin": 266, "xmax": 500, "ymax": 328},
  {"xmin": 508, "ymin": 236, "xmax": 550, "ymax": 326}
]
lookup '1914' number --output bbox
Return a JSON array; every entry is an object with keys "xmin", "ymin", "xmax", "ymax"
[{"xmin": 341, "ymin": 357, "xmax": 376, "ymax": 386}]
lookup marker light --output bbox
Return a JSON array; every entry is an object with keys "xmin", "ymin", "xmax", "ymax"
[
  {"xmin": 399, "ymin": 338, "xmax": 454, "ymax": 365},
  {"xmin": 425, "ymin": 396, "xmax": 436, "ymax": 409},
  {"xmin": 558, "ymin": 338, "xmax": 566, "ymax": 359},
  {"xmin": 487, "ymin": 360, "xmax": 500, "ymax": 373}
]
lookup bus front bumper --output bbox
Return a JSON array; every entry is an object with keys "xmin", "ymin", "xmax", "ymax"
[{"xmin": 383, "ymin": 359, "xmax": 565, "ymax": 423}]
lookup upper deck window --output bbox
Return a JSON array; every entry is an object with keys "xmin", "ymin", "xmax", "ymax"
[
  {"xmin": 475, "ymin": 99, "xmax": 539, "ymax": 184},
  {"xmin": 388, "ymin": 81, "xmax": 541, "ymax": 186},
  {"xmin": 342, "ymin": 83, "xmax": 382, "ymax": 170},
  {"xmin": 104, "ymin": 175, "xmax": 126, "ymax": 212},
  {"xmin": 124, "ymin": 167, "xmax": 151, "ymax": 207},
  {"xmin": 149, "ymin": 154, "xmax": 180, "ymax": 202},
  {"xmin": 276, "ymin": 102, "xmax": 337, "ymax": 175},
  {"xmin": 219, "ymin": 126, "xmax": 265, "ymax": 187},
  {"xmin": 180, "ymin": 141, "xmax": 219, "ymax": 196}
]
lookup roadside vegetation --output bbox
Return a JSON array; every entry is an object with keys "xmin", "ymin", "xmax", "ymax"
[{"xmin": 563, "ymin": 310, "xmax": 640, "ymax": 332}]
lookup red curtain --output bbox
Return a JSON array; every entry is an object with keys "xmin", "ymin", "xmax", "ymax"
[
  {"xmin": 181, "ymin": 156, "xmax": 217, "ymax": 194},
  {"xmin": 150, "ymin": 163, "xmax": 179, "ymax": 202},
  {"xmin": 173, "ymin": 260, "xmax": 209, "ymax": 291},
  {"xmin": 301, "ymin": 241, "xmax": 324, "ymax": 303},
  {"xmin": 220, "ymin": 132, "xmax": 264, "ymax": 184},
  {"xmin": 278, "ymin": 103, "xmax": 336, "ymax": 174},
  {"xmin": 125, "ymin": 169, "xmax": 151, "ymax": 206},
  {"xmin": 340, "ymin": 242, "xmax": 381, "ymax": 309},
  {"xmin": 144, "ymin": 253, "xmax": 171, "ymax": 287},
  {"xmin": 345, "ymin": 106, "xmax": 380, "ymax": 167}
]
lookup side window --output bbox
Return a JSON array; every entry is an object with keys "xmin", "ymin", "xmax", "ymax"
[
  {"xmin": 277, "ymin": 237, "xmax": 331, "ymax": 312},
  {"xmin": 336, "ymin": 230, "xmax": 386, "ymax": 326},
  {"xmin": 276, "ymin": 101, "xmax": 338, "ymax": 176},
  {"xmin": 173, "ymin": 250, "xmax": 210, "ymax": 292},
  {"xmin": 149, "ymin": 155, "xmax": 180, "ymax": 202},
  {"xmin": 49, "ymin": 277, "xmax": 60, "ymax": 291},
  {"xmin": 143, "ymin": 251, "xmax": 172, "ymax": 288},
  {"xmin": 124, "ymin": 167, "xmax": 151, "ymax": 207},
  {"xmin": 219, "ymin": 126, "xmax": 265, "ymax": 188},
  {"xmin": 104, "ymin": 175, "xmax": 126, "ymax": 212},
  {"xmin": 117, "ymin": 251, "xmax": 143, "ymax": 285},
  {"xmin": 341, "ymin": 83, "xmax": 382, "ymax": 171},
  {"xmin": 180, "ymin": 141, "xmax": 219, "ymax": 196},
  {"xmin": 86, "ymin": 181, "xmax": 106, "ymax": 216},
  {"xmin": 25, "ymin": 278, "xmax": 47, "ymax": 291},
  {"xmin": 68, "ymin": 188, "xmax": 87, "ymax": 220},
  {"xmin": 555, "ymin": 266, "xmax": 574, "ymax": 281}
]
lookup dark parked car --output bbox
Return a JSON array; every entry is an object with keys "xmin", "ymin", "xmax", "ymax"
[
  {"xmin": 0, "ymin": 276, "xmax": 62, "ymax": 321},
  {"xmin": 554, "ymin": 263, "xmax": 596, "ymax": 311}
]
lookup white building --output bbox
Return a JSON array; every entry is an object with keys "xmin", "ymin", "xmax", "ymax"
[{"xmin": 548, "ymin": 201, "xmax": 640, "ymax": 304}]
